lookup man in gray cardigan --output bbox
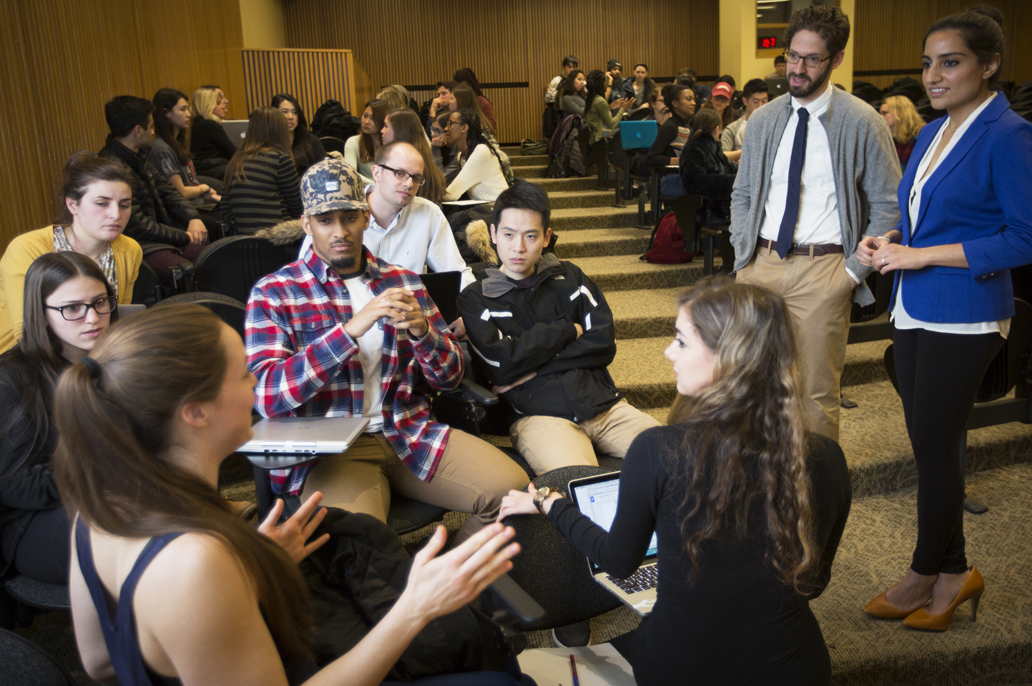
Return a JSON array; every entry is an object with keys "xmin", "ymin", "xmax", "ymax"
[{"xmin": 730, "ymin": 5, "xmax": 901, "ymax": 441}]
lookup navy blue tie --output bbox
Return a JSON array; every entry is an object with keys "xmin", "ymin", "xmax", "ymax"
[{"xmin": 776, "ymin": 107, "xmax": 809, "ymax": 259}]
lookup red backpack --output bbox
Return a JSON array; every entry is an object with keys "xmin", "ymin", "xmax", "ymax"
[{"xmin": 641, "ymin": 211, "xmax": 694, "ymax": 264}]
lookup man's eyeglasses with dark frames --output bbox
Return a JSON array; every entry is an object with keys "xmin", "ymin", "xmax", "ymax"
[
  {"xmin": 377, "ymin": 163, "xmax": 427, "ymax": 187},
  {"xmin": 45, "ymin": 297, "xmax": 116, "ymax": 321},
  {"xmin": 783, "ymin": 50, "xmax": 833, "ymax": 69}
]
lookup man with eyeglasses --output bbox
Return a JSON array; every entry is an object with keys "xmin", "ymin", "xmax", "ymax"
[
  {"xmin": 299, "ymin": 142, "xmax": 472, "ymax": 336},
  {"xmin": 730, "ymin": 4, "xmax": 900, "ymax": 441},
  {"xmin": 246, "ymin": 157, "xmax": 529, "ymax": 544}
]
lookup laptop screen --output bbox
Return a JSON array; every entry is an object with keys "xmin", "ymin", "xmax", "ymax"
[{"xmin": 569, "ymin": 475, "xmax": 658, "ymax": 569}]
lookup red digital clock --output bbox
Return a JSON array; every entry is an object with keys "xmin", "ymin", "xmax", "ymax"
[{"xmin": 758, "ymin": 36, "xmax": 778, "ymax": 49}]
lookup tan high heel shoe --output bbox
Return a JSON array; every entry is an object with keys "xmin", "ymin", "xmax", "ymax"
[
  {"xmin": 903, "ymin": 567, "xmax": 984, "ymax": 631},
  {"xmin": 864, "ymin": 590, "xmax": 929, "ymax": 620}
]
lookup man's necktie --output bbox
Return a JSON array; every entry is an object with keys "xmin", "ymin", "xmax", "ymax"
[{"xmin": 776, "ymin": 107, "xmax": 809, "ymax": 259}]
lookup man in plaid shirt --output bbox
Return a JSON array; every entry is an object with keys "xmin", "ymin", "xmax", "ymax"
[{"xmin": 246, "ymin": 159, "xmax": 528, "ymax": 543}]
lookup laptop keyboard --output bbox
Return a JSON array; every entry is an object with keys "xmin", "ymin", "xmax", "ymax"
[{"xmin": 607, "ymin": 564, "xmax": 658, "ymax": 594}]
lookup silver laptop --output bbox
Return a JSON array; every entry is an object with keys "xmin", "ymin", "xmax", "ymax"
[
  {"xmin": 240, "ymin": 416, "xmax": 369, "ymax": 454},
  {"xmin": 568, "ymin": 473, "xmax": 659, "ymax": 616},
  {"xmin": 222, "ymin": 119, "xmax": 250, "ymax": 148}
]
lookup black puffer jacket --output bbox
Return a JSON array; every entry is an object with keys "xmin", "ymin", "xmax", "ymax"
[
  {"xmin": 458, "ymin": 253, "xmax": 622, "ymax": 423},
  {"xmin": 678, "ymin": 134, "xmax": 737, "ymax": 226},
  {"xmin": 100, "ymin": 136, "xmax": 197, "ymax": 247}
]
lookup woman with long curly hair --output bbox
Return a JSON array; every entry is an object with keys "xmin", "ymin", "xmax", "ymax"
[
  {"xmin": 498, "ymin": 278, "xmax": 851, "ymax": 685},
  {"xmin": 878, "ymin": 95, "xmax": 926, "ymax": 169}
]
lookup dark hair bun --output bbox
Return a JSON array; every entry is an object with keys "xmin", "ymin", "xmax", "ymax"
[
  {"xmin": 63, "ymin": 150, "xmax": 98, "ymax": 172},
  {"xmin": 969, "ymin": 5, "xmax": 1004, "ymax": 28}
]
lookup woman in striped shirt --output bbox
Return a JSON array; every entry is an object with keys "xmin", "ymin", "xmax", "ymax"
[{"xmin": 221, "ymin": 108, "xmax": 303, "ymax": 235}]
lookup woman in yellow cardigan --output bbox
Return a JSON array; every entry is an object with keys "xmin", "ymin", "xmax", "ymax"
[{"xmin": 0, "ymin": 152, "xmax": 142, "ymax": 352}]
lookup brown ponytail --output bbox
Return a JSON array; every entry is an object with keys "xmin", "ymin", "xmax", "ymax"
[{"xmin": 53, "ymin": 305, "xmax": 312, "ymax": 664}]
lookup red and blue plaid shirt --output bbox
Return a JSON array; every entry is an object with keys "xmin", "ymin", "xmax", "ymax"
[{"xmin": 245, "ymin": 247, "xmax": 463, "ymax": 495}]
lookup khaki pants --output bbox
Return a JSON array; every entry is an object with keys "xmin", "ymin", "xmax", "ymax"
[
  {"xmin": 510, "ymin": 399, "xmax": 661, "ymax": 475},
  {"xmin": 736, "ymin": 245, "xmax": 853, "ymax": 441},
  {"xmin": 302, "ymin": 429, "xmax": 529, "ymax": 543}
]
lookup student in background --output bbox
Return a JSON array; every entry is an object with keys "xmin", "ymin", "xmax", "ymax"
[
  {"xmin": 189, "ymin": 85, "xmax": 236, "ymax": 181},
  {"xmin": 546, "ymin": 56, "xmax": 580, "ymax": 106},
  {"xmin": 151, "ymin": 88, "xmax": 222, "ymax": 205},
  {"xmin": 554, "ymin": 70, "xmax": 587, "ymax": 116},
  {"xmin": 721, "ymin": 79, "xmax": 770, "ymax": 165},
  {"xmin": 680, "ymin": 108, "xmax": 737, "ymax": 226},
  {"xmin": 221, "ymin": 107, "xmax": 303, "ymax": 235},
  {"xmin": 767, "ymin": 55, "xmax": 788, "ymax": 80},
  {"xmin": 99, "ymin": 95, "xmax": 208, "ymax": 283},
  {"xmin": 647, "ymin": 84, "xmax": 697, "ymax": 197},
  {"xmin": 703, "ymin": 82, "xmax": 737, "ymax": 130},
  {"xmin": 618, "ymin": 63, "xmax": 656, "ymax": 111},
  {"xmin": 376, "ymin": 86, "xmax": 410, "ymax": 114},
  {"xmin": 0, "ymin": 152, "xmax": 140, "ymax": 353},
  {"xmin": 431, "ymin": 112, "xmax": 461, "ymax": 183},
  {"xmin": 454, "ymin": 68, "xmax": 497, "ymax": 132},
  {"xmin": 584, "ymin": 70, "xmax": 633, "ymax": 146},
  {"xmin": 345, "ymin": 99, "xmax": 388, "ymax": 185},
  {"xmin": 272, "ymin": 93, "xmax": 327, "ymax": 177},
  {"xmin": 0, "ymin": 252, "xmax": 116, "ymax": 584},
  {"xmin": 422, "ymin": 80, "xmax": 457, "ymax": 132},
  {"xmin": 878, "ymin": 95, "xmax": 926, "ymax": 170},
  {"xmin": 606, "ymin": 59, "xmax": 624, "ymax": 101},
  {"xmin": 381, "ymin": 109, "xmax": 447, "ymax": 204},
  {"xmin": 442, "ymin": 110, "xmax": 510, "ymax": 202}
]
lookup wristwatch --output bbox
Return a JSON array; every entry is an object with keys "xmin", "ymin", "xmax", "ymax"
[{"xmin": 533, "ymin": 487, "xmax": 558, "ymax": 514}]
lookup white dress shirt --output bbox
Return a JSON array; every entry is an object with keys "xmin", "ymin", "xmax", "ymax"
[
  {"xmin": 299, "ymin": 190, "xmax": 474, "ymax": 290},
  {"xmin": 892, "ymin": 92, "xmax": 1009, "ymax": 337},
  {"xmin": 758, "ymin": 84, "xmax": 842, "ymax": 247}
]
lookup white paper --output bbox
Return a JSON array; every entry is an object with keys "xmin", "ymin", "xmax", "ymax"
[{"xmin": 517, "ymin": 645, "xmax": 635, "ymax": 686}]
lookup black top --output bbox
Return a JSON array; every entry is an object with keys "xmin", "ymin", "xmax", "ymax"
[
  {"xmin": 678, "ymin": 135, "xmax": 737, "ymax": 226},
  {"xmin": 646, "ymin": 112, "xmax": 690, "ymax": 170},
  {"xmin": 189, "ymin": 118, "xmax": 237, "ymax": 178},
  {"xmin": 548, "ymin": 424, "xmax": 851, "ymax": 685},
  {"xmin": 0, "ymin": 348, "xmax": 65, "ymax": 575}
]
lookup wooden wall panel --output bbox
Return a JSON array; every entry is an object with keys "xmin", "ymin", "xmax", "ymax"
[
  {"xmin": 854, "ymin": 0, "xmax": 1031, "ymax": 90},
  {"xmin": 0, "ymin": 0, "xmax": 247, "ymax": 254},
  {"xmin": 243, "ymin": 49, "xmax": 361, "ymax": 119},
  {"xmin": 282, "ymin": 0, "xmax": 720, "ymax": 143}
]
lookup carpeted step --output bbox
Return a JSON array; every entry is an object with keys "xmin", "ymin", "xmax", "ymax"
[
  {"xmin": 573, "ymin": 254, "xmax": 701, "ymax": 293},
  {"xmin": 553, "ymin": 228, "xmax": 651, "ymax": 260},
  {"xmin": 513, "ymin": 165, "xmax": 547, "ymax": 179},
  {"xmin": 508, "ymin": 154, "xmax": 549, "ymax": 167},
  {"xmin": 610, "ymin": 337, "xmax": 891, "ymax": 410},
  {"xmin": 527, "ymin": 176, "xmax": 605, "ymax": 192},
  {"xmin": 605, "ymin": 287, "xmax": 684, "ymax": 338},
  {"xmin": 548, "ymin": 190, "xmax": 619, "ymax": 210},
  {"xmin": 549, "ymin": 207, "xmax": 640, "ymax": 231}
]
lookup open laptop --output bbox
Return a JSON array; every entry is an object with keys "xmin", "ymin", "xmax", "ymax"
[
  {"xmin": 619, "ymin": 120, "xmax": 658, "ymax": 150},
  {"xmin": 568, "ymin": 473, "xmax": 659, "ymax": 616},
  {"xmin": 766, "ymin": 77, "xmax": 790, "ymax": 99},
  {"xmin": 222, "ymin": 119, "xmax": 250, "ymax": 148},
  {"xmin": 240, "ymin": 416, "xmax": 368, "ymax": 455}
]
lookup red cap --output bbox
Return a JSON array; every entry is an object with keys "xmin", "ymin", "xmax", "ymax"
[{"xmin": 711, "ymin": 82, "xmax": 734, "ymax": 100}]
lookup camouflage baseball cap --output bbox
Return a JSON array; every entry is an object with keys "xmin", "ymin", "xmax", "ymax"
[{"xmin": 300, "ymin": 159, "xmax": 368, "ymax": 216}]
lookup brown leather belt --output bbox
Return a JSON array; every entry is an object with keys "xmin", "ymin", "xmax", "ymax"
[{"xmin": 757, "ymin": 238, "xmax": 844, "ymax": 257}]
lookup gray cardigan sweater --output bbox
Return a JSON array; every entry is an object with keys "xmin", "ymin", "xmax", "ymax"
[{"xmin": 730, "ymin": 87, "xmax": 901, "ymax": 305}]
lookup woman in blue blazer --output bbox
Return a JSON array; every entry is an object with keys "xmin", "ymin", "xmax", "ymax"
[{"xmin": 857, "ymin": 7, "xmax": 1032, "ymax": 632}]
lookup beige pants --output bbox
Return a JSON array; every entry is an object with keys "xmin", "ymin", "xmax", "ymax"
[
  {"xmin": 510, "ymin": 399, "xmax": 661, "ymax": 475},
  {"xmin": 301, "ymin": 429, "xmax": 529, "ymax": 543},
  {"xmin": 736, "ymin": 245, "xmax": 854, "ymax": 441}
]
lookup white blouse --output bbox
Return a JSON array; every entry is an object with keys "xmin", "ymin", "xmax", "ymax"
[{"xmin": 891, "ymin": 92, "xmax": 1009, "ymax": 338}]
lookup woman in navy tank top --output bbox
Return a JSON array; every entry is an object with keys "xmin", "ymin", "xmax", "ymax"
[{"xmin": 52, "ymin": 305, "xmax": 522, "ymax": 686}]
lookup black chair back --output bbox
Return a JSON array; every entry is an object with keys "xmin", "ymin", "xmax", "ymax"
[
  {"xmin": 154, "ymin": 292, "xmax": 247, "ymax": 341},
  {"xmin": 319, "ymin": 136, "xmax": 346, "ymax": 154},
  {"xmin": 192, "ymin": 236, "xmax": 296, "ymax": 304},
  {"xmin": 420, "ymin": 271, "xmax": 462, "ymax": 324},
  {"xmin": 130, "ymin": 260, "xmax": 165, "ymax": 307}
]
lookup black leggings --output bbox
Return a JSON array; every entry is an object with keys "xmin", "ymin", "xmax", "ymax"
[
  {"xmin": 14, "ymin": 506, "xmax": 71, "ymax": 585},
  {"xmin": 893, "ymin": 327, "xmax": 1003, "ymax": 575}
]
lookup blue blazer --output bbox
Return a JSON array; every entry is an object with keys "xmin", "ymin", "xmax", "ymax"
[{"xmin": 890, "ymin": 94, "xmax": 1032, "ymax": 323}]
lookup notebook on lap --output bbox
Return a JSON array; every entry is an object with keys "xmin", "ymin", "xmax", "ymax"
[
  {"xmin": 568, "ymin": 472, "xmax": 659, "ymax": 616},
  {"xmin": 619, "ymin": 120, "xmax": 658, "ymax": 150},
  {"xmin": 240, "ymin": 416, "xmax": 368, "ymax": 455}
]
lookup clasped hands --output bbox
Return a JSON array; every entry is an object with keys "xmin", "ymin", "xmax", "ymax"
[
  {"xmin": 857, "ymin": 233, "xmax": 925, "ymax": 274},
  {"xmin": 345, "ymin": 287, "xmax": 429, "ymax": 339}
]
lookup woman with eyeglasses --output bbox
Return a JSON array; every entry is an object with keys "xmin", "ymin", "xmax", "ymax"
[
  {"xmin": 0, "ymin": 151, "xmax": 141, "ymax": 354},
  {"xmin": 381, "ymin": 109, "xmax": 447, "ymax": 204},
  {"xmin": 442, "ymin": 109, "xmax": 510, "ymax": 202},
  {"xmin": 0, "ymin": 252, "xmax": 117, "ymax": 585}
]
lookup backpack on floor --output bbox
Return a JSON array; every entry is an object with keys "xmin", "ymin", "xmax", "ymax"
[
  {"xmin": 520, "ymin": 138, "xmax": 548, "ymax": 156},
  {"xmin": 641, "ymin": 211, "xmax": 694, "ymax": 264}
]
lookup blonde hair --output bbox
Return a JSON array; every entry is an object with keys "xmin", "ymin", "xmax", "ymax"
[
  {"xmin": 882, "ymin": 95, "xmax": 925, "ymax": 143},
  {"xmin": 191, "ymin": 86, "xmax": 224, "ymax": 123},
  {"xmin": 376, "ymin": 86, "xmax": 410, "ymax": 113},
  {"xmin": 668, "ymin": 278, "xmax": 816, "ymax": 592}
]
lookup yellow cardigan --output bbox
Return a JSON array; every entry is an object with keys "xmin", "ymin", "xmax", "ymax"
[{"xmin": 0, "ymin": 226, "xmax": 143, "ymax": 353}]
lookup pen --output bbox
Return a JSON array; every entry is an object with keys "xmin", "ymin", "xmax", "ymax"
[{"xmin": 569, "ymin": 654, "xmax": 580, "ymax": 686}]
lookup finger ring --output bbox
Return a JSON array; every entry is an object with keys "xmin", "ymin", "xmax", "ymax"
[{"xmin": 882, "ymin": 258, "xmax": 886, "ymax": 264}]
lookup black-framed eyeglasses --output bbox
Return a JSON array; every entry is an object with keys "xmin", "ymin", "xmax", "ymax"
[
  {"xmin": 377, "ymin": 163, "xmax": 427, "ymax": 187},
  {"xmin": 444, "ymin": 120, "xmax": 463, "ymax": 129},
  {"xmin": 783, "ymin": 50, "xmax": 833, "ymax": 69},
  {"xmin": 45, "ymin": 297, "xmax": 116, "ymax": 321}
]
